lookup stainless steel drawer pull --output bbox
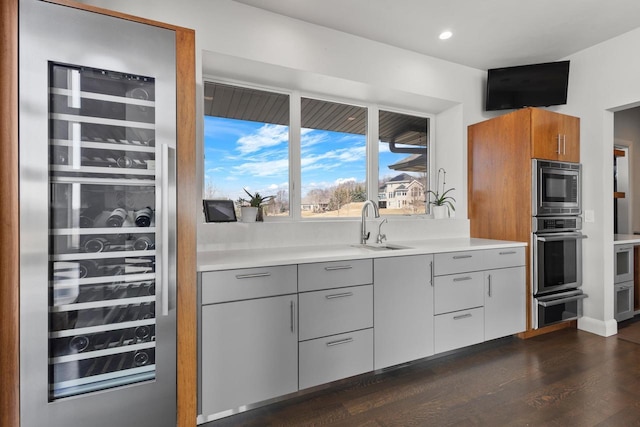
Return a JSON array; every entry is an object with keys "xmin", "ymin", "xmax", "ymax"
[
  {"xmin": 499, "ymin": 250, "xmax": 517, "ymax": 255},
  {"xmin": 324, "ymin": 265, "xmax": 353, "ymax": 271},
  {"xmin": 429, "ymin": 261, "xmax": 434, "ymax": 287},
  {"xmin": 326, "ymin": 337, "xmax": 354, "ymax": 347},
  {"xmin": 453, "ymin": 255, "xmax": 472, "ymax": 259},
  {"xmin": 453, "ymin": 313, "xmax": 472, "ymax": 320},
  {"xmin": 488, "ymin": 274, "xmax": 492, "ymax": 297},
  {"xmin": 325, "ymin": 292, "xmax": 354, "ymax": 299},
  {"xmin": 453, "ymin": 276, "xmax": 472, "ymax": 282},
  {"xmin": 235, "ymin": 272, "xmax": 271, "ymax": 279}
]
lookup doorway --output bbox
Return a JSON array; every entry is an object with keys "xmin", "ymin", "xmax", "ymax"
[{"xmin": 614, "ymin": 107, "xmax": 640, "ymax": 235}]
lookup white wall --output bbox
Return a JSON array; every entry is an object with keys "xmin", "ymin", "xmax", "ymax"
[
  {"xmin": 560, "ymin": 27, "xmax": 640, "ymax": 336},
  {"xmin": 78, "ymin": 0, "xmax": 490, "ymax": 249}
]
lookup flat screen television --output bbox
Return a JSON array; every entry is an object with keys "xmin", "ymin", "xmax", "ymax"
[{"xmin": 485, "ymin": 60, "xmax": 570, "ymax": 111}]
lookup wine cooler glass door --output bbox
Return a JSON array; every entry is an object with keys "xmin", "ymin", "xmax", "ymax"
[{"xmin": 19, "ymin": 2, "xmax": 176, "ymax": 427}]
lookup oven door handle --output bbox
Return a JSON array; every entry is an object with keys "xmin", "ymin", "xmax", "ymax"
[
  {"xmin": 537, "ymin": 233, "xmax": 588, "ymax": 242},
  {"xmin": 538, "ymin": 293, "xmax": 588, "ymax": 307}
]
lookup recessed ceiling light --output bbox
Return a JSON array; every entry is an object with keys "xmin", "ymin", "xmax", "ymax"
[{"xmin": 439, "ymin": 31, "xmax": 453, "ymax": 40}]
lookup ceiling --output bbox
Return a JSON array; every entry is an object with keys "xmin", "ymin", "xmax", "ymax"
[{"xmin": 234, "ymin": 0, "xmax": 640, "ymax": 70}]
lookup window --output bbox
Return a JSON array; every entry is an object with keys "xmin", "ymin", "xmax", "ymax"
[
  {"xmin": 203, "ymin": 81, "xmax": 433, "ymax": 220},
  {"xmin": 378, "ymin": 110, "xmax": 429, "ymax": 215},
  {"xmin": 300, "ymin": 98, "xmax": 367, "ymax": 218},
  {"xmin": 203, "ymin": 82, "xmax": 290, "ymax": 217}
]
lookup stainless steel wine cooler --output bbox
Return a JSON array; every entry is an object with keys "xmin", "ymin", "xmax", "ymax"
[{"xmin": 19, "ymin": 1, "xmax": 177, "ymax": 426}]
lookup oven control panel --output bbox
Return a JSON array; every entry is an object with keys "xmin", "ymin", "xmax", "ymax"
[{"xmin": 533, "ymin": 216, "xmax": 582, "ymax": 233}]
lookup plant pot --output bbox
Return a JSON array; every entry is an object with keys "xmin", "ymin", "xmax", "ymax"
[
  {"xmin": 432, "ymin": 205, "xmax": 449, "ymax": 219},
  {"xmin": 240, "ymin": 206, "xmax": 258, "ymax": 223}
]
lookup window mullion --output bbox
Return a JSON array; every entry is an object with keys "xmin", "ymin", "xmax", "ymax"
[
  {"xmin": 290, "ymin": 92, "xmax": 302, "ymax": 221},
  {"xmin": 367, "ymin": 105, "xmax": 379, "ymax": 203}
]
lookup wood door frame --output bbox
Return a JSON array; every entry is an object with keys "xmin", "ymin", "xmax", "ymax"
[
  {"xmin": 1, "ymin": 1, "xmax": 197, "ymax": 425},
  {"xmin": 1, "ymin": 1, "xmax": 20, "ymax": 426}
]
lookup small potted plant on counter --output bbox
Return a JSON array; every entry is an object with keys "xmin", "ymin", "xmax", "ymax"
[
  {"xmin": 427, "ymin": 168, "xmax": 455, "ymax": 219},
  {"xmin": 239, "ymin": 188, "xmax": 274, "ymax": 222}
]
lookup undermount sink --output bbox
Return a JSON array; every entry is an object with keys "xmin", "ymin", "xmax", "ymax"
[{"xmin": 352, "ymin": 243, "xmax": 412, "ymax": 251}]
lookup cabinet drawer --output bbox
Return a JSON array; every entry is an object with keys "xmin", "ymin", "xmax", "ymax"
[
  {"xmin": 298, "ymin": 259, "xmax": 372, "ymax": 292},
  {"xmin": 483, "ymin": 247, "xmax": 525, "ymax": 270},
  {"xmin": 299, "ymin": 328, "xmax": 373, "ymax": 390},
  {"xmin": 201, "ymin": 265, "xmax": 297, "ymax": 304},
  {"xmin": 434, "ymin": 271, "xmax": 484, "ymax": 315},
  {"xmin": 434, "ymin": 251, "xmax": 485, "ymax": 276},
  {"xmin": 299, "ymin": 285, "xmax": 373, "ymax": 341},
  {"xmin": 434, "ymin": 307, "xmax": 484, "ymax": 354}
]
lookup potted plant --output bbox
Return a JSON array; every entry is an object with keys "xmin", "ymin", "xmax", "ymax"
[
  {"xmin": 426, "ymin": 168, "xmax": 455, "ymax": 219},
  {"xmin": 239, "ymin": 188, "xmax": 274, "ymax": 222}
]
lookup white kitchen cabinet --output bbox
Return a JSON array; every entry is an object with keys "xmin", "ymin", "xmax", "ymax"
[
  {"xmin": 434, "ymin": 307, "xmax": 484, "ymax": 353},
  {"xmin": 434, "ymin": 271, "xmax": 484, "ymax": 315},
  {"xmin": 299, "ymin": 328, "xmax": 373, "ymax": 390},
  {"xmin": 199, "ymin": 265, "xmax": 298, "ymax": 417},
  {"xmin": 374, "ymin": 255, "xmax": 434, "ymax": 370},
  {"xmin": 299, "ymin": 284, "xmax": 373, "ymax": 341},
  {"xmin": 434, "ymin": 250, "xmax": 486, "ymax": 276},
  {"xmin": 201, "ymin": 264, "xmax": 297, "ymax": 304},
  {"xmin": 200, "ymin": 294, "xmax": 298, "ymax": 416},
  {"xmin": 298, "ymin": 258, "xmax": 374, "ymax": 390},
  {"xmin": 433, "ymin": 247, "xmax": 525, "ymax": 354},
  {"xmin": 298, "ymin": 259, "xmax": 372, "ymax": 292},
  {"xmin": 484, "ymin": 266, "xmax": 526, "ymax": 341}
]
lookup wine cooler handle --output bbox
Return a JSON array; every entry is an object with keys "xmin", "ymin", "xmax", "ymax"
[{"xmin": 160, "ymin": 143, "xmax": 172, "ymax": 316}]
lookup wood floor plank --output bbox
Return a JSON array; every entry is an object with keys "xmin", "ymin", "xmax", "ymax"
[{"xmin": 204, "ymin": 328, "xmax": 640, "ymax": 426}]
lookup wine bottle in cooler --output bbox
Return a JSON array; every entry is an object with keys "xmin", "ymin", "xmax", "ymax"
[
  {"xmin": 106, "ymin": 207, "xmax": 128, "ymax": 227},
  {"xmin": 118, "ymin": 156, "xmax": 134, "ymax": 168},
  {"xmin": 82, "ymin": 236, "xmax": 111, "ymax": 253},
  {"xmin": 134, "ymin": 207, "xmax": 153, "ymax": 227},
  {"xmin": 134, "ymin": 325, "xmax": 151, "ymax": 342},
  {"xmin": 79, "ymin": 260, "xmax": 100, "ymax": 278},
  {"xmin": 133, "ymin": 236, "xmax": 154, "ymax": 250},
  {"xmin": 68, "ymin": 335, "xmax": 91, "ymax": 353},
  {"xmin": 133, "ymin": 350, "xmax": 150, "ymax": 367}
]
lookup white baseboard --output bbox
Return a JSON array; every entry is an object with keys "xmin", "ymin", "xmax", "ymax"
[{"xmin": 578, "ymin": 316, "xmax": 618, "ymax": 337}]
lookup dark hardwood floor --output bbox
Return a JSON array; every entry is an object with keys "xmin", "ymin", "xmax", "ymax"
[{"xmin": 206, "ymin": 327, "xmax": 640, "ymax": 426}]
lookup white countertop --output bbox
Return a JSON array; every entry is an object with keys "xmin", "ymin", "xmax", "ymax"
[
  {"xmin": 614, "ymin": 234, "xmax": 640, "ymax": 245},
  {"xmin": 197, "ymin": 238, "xmax": 527, "ymax": 272}
]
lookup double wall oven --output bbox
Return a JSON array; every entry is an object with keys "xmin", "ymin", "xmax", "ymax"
[{"xmin": 532, "ymin": 160, "xmax": 587, "ymax": 329}]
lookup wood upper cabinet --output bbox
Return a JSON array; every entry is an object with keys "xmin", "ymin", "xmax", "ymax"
[{"xmin": 531, "ymin": 108, "xmax": 580, "ymax": 162}]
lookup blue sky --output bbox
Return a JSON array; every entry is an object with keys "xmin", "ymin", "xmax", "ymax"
[{"xmin": 204, "ymin": 115, "xmax": 417, "ymax": 201}]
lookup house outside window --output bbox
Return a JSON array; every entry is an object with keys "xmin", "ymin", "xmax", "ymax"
[{"xmin": 378, "ymin": 110, "xmax": 429, "ymax": 215}]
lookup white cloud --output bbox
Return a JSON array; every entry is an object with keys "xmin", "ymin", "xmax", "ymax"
[
  {"xmin": 301, "ymin": 145, "xmax": 366, "ymax": 173},
  {"xmin": 237, "ymin": 124, "xmax": 289, "ymax": 154},
  {"xmin": 233, "ymin": 158, "xmax": 289, "ymax": 178},
  {"xmin": 301, "ymin": 131, "xmax": 327, "ymax": 149}
]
